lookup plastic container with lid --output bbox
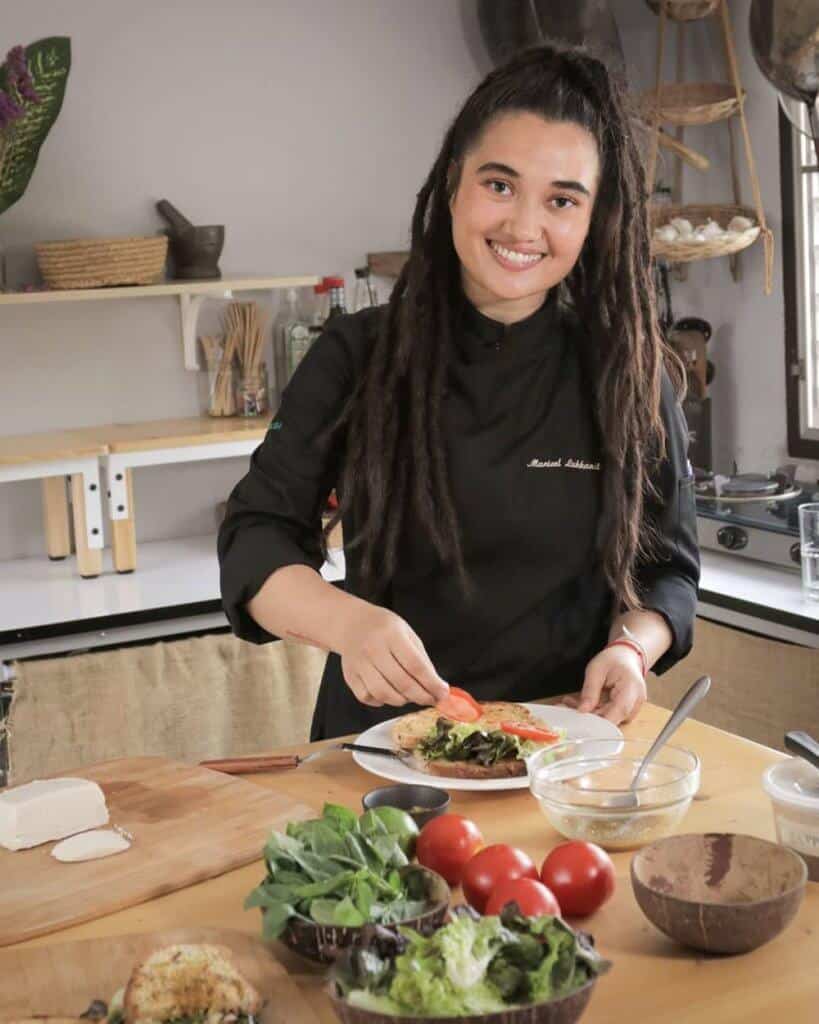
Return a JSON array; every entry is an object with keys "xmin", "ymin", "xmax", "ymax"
[{"xmin": 762, "ymin": 758, "xmax": 819, "ymax": 881}]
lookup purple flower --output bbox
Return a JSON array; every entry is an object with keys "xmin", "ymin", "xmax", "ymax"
[
  {"xmin": 0, "ymin": 88, "xmax": 23, "ymax": 130},
  {"xmin": 4, "ymin": 45, "xmax": 40, "ymax": 107}
]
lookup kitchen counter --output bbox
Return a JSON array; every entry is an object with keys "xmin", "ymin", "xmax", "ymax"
[
  {"xmin": 9, "ymin": 704, "xmax": 818, "ymax": 1024},
  {"xmin": 3, "ymin": 542, "xmax": 818, "ymax": 661},
  {"xmin": 700, "ymin": 550, "xmax": 819, "ymax": 647}
]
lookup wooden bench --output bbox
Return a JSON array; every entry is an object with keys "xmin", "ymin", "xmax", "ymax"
[{"xmin": 0, "ymin": 417, "xmax": 268, "ymax": 577}]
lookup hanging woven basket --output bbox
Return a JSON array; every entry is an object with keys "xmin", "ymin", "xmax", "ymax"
[
  {"xmin": 34, "ymin": 235, "xmax": 168, "ymax": 290},
  {"xmin": 640, "ymin": 82, "xmax": 743, "ymax": 126},
  {"xmin": 650, "ymin": 203, "xmax": 761, "ymax": 262},
  {"xmin": 645, "ymin": 0, "xmax": 721, "ymax": 21}
]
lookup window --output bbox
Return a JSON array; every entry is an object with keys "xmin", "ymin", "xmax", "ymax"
[{"xmin": 782, "ymin": 104, "xmax": 819, "ymax": 458}]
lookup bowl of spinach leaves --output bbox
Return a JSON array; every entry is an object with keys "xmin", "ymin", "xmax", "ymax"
[
  {"xmin": 327, "ymin": 904, "xmax": 611, "ymax": 1023},
  {"xmin": 245, "ymin": 802, "xmax": 450, "ymax": 963}
]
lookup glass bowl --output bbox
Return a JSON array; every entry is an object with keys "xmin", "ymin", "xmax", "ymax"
[{"xmin": 527, "ymin": 738, "xmax": 700, "ymax": 850}]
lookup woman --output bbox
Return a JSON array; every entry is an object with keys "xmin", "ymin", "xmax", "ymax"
[{"xmin": 218, "ymin": 43, "xmax": 699, "ymax": 740}]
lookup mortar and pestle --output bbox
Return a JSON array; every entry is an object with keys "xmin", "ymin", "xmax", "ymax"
[{"xmin": 156, "ymin": 199, "xmax": 224, "ymax": 280}]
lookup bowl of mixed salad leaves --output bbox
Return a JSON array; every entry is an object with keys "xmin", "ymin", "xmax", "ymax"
[
  {"xmin": 328, "ymin": 904, "xmax": 611, "ymax": 1023},
  {"xmin": 245, "ymin": 802, "xmax": 450, "ymax": 963}
]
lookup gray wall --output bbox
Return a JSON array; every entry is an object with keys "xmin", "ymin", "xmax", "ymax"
[
  {"xmin": 0, "ymin": 0, "xmax": 802, "ymax": 566},
  {"xmin": 0, "ymin": 0, "xmax": 486, "ymax": 560}
]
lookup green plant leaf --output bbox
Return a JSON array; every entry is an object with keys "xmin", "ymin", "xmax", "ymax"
[
  {"xmin": 260, "ymin": 900, "xmax": 296, "ymax": 939},
  {"xmin": 332, "ymin": 896, "xmax": 366, "ymax": 926},
  {"xmin": 0, "ymin": 37, "xmax": 71, "ymax": 216},
  {"xmin": 323, "ymin": 802, "xmax": 359, "ymax": 834}
]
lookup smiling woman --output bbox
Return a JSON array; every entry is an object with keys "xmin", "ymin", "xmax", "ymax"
[
  {"xmin": 450, "ymin": 115, "xmax": 599, "ymax": 323},
  {"xmin": 218, "ymin": 43, "xmax": 700, "ymax": 741}
]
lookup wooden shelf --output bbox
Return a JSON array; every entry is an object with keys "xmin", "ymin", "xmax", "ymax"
[
  {"xmin": 0, "ymin": 274, "xmax": 318, "ymax": 305},
  {"xmin": 0, "ymin": 274, "xmax": 321, "ymax": 369}
]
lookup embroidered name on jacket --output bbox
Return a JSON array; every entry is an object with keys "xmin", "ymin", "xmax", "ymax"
[{"xmin": 526, "ymin": 457, "xmax": 601, "ymax": 471}]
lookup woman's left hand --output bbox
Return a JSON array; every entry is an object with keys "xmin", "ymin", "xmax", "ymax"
[{"xmin": 563, "ymin": 645, "xmax": 647, "ymax": 724}]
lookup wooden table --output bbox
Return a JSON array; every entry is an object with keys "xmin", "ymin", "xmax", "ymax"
[{"xmin": 10, "ymin": 705, "xmax": 818, "ymax": 1023}]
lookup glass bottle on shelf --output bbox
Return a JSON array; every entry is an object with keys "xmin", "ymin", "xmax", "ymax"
[
  {"xmin": 325, "ymin": 276, "xmax": 348, "ymax": 321},
  {"xmin": 312, "ymin": 280, "xmax": 329, "ymax": 326},
  {"xmin": 353, "ymin": 266, "xmax": 378, "ymax": 311},
  {"xmin": 272, "ymin": 288, "xmax": 310, "ymax": 405}
]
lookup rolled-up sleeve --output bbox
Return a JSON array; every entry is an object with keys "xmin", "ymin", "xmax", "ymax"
[
  {"xmin": 217, "ymin": 317, "xmax": 363, "ymax": 643},
  {"xmin": 636, "ymin": 370, "xmax": 700, "ymax": 674}
]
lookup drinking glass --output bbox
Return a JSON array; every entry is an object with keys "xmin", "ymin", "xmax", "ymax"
[{"xmin": 798, "ymin": 503, "xmax": 819, "ymax": 600}]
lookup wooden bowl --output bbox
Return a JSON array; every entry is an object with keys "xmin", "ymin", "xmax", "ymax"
[
  {"xmin": 327, "ymin": 976, "xmax": 600, "ymax": 1024},
  {"xmin": 278, "ymin": 865, "xmax": 449, "ymax": 964},
  {"xmin": 631, "ymin": 833, "xmax": 807, "ymax": 954}
]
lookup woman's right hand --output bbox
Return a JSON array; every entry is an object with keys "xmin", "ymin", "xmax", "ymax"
[{"xmin": 338, "ymin": 604, "xmax": 450, "ymax": 708}]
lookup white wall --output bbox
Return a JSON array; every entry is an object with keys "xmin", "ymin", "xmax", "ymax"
[
  {"xmin": 0, "ymin": 0, "xmax": 485, "ymax": 561},
  {"xmin": 0, "ymin": 0, "xmax": 804, "ymax": 567},
  {"xmin": 612, "ymin": 0, "xmax": 793, "ymax": 477}
]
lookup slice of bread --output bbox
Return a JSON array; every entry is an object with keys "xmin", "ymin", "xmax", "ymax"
[
  {"xmin": 419, "ymin": 756, "xmax": 528, "ymax": 780},
  {"xmin": 392, "ymin": 700, "xmax": 537, "ymax": 752},
  {"xmin": 123, "ymin": 943, "xmax": 263, "ymax": 1023}
]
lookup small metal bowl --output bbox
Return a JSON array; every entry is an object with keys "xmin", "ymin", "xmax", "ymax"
[{"xmin": 362, "ymin": 783, "xmax": 450, "ymax": 828}]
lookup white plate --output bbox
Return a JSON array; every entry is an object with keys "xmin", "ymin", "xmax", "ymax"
[{"xmin": 352, "ymin": 704, "xmax": 623, "ymax": 792}]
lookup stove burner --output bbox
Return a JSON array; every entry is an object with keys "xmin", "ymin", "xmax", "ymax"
[{"xmin": 720, "ymin": 473, "xmax": 782, "ymax": 498}]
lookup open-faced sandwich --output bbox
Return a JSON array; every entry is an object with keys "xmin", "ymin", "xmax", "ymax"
[
  {"xmin": 393, "ymin": 689, "xmax": 565, "ymax": 780},
  {"xmin": 101, "ymin": 943, "xmax": 263, "ymax": 1024}
]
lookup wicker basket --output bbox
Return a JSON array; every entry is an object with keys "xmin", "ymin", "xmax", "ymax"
[
  {"xmin": 645, "ymin": 0, "xmax": 721, "ymax": 20},
  {"xmin": 650, "ymin": 203, "xmax": 760, "ymax": 263},
  {"xmin": 34, "ymin": 235, "xmax": 168, "ymax": 289},
  {"xmin": 640, "ymin": 82, "xmax": 742, "ymax": 126}
]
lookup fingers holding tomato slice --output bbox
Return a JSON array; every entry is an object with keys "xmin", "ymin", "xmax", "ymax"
[
  {"xmin": 500, "ymin": 721, "xmax": 562, "ymax": 743},
  {"xmin": 436, "ymin": 686, "xmax": 482, "ymax": 722}
]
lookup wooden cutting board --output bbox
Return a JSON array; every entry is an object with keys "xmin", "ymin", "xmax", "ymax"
[
  {"xmin": 0, "ymin": 927, "xmax": 322, "ymax": 1022},
  {"xmin": 0, "ymin": 756, "xmax": 315, "ymax": 947}
]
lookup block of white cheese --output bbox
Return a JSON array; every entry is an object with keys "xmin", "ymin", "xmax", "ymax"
[
  {"xmin": 51, "ymin": 828, "xmax": 131, "ymax": 862},
  {"xmin": 0, "ymin": 778, "xmax": 109, "ymax": 851}
]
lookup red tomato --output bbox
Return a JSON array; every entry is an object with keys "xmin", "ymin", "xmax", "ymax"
[
  {"xmin": 485, "ymin": 877, "xmax": 561, "ymax": 917},
  {"xmin": 436, "ymin": 686, "xmax": 482, "ymax": 723},
  {"xmin": 540, "ymin": 841, "xmax": 616, "ymax": 918},
  {"xmin": 500, "ymin": 722, "xmax": 561, "ymax": 743},
  {"xmin": 416, "ymin": 814, "xmax": 484, "ymax": 885},
  {"xmin": 462, "ymin": 844, "xmax": 538, "ymax": 913}
]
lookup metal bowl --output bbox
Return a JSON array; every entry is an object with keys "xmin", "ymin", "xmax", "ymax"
[{"xmin": 362, "ymin": 783, "xmax": 451, "ymax": 828}]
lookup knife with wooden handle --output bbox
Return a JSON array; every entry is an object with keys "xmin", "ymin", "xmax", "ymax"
[{"xmin": 200, "ymin": 742, "xmax": 410, "ymax": 774}]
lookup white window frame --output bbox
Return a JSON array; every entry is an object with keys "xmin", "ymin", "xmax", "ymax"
[{"xmin": 784, "ymin": 104, "xmax": 819, "ymax": 456}]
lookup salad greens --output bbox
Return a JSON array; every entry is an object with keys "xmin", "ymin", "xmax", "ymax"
[
  {"xmin": 418, "ymin": 719, "xmax": 557, "ymax": 766},
  {"xmin": 245, "ymin": 803, "xmax": 437, "ymax": 937},
  {"xmin": 333, "ymin": 904, "xmax": 611, "ymax": 1017}
]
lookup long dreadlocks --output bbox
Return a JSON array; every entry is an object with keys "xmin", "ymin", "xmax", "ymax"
[{"xmin": 324, "ymin": 43, "xmax": 680, "ymax": 612}]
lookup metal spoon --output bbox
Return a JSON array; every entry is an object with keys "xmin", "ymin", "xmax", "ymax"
[
  {"xmin": 784, "ymin": 731, "xmax": 819, "ymax": 797},
  {"xmin": 609, "ymin": 675, "xmax": 711, "ymax": 809},
  {"xmin": 785, "ymin": 731, "xmax": 819, "ymax": 772}
]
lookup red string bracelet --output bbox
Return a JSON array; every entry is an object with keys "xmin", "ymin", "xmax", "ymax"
[{"xmin": 605, "ymin": 636, "xmax": 648, "ymax": 679}]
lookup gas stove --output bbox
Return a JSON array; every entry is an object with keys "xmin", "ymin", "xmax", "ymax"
[{"xmin": 694, "ymin": 466, "xmax": 819, "ymax": 571}]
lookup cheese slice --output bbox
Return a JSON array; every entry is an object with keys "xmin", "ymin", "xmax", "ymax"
[
  {"xmin": 0, "ymin": 778, "xmax": 109, "ymax": 851},
  {"xmin": 51, "ymin": 827, "xmax": 130, "ymax": 862}
]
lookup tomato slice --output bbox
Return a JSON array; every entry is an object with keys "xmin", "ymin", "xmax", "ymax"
[
  {"xmin": 500, "ymin": 721, "xmax": 562, "ymax": 743},
  {"xmin": 436, "ymin": 686, "xmax": 482, "ymax": 722}
]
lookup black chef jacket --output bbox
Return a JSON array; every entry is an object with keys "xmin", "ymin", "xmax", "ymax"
[{"xmin": 218, "ymin": 295, "xmax": 699, "ymax": 740}]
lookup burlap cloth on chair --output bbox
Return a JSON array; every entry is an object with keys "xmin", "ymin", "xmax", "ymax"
[{"xmin": 7, "ymin": 634, "xmax": 327, "ymax": 785}]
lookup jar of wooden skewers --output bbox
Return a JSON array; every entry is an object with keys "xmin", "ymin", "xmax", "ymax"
[{"xmin": 199, "ymin": 301, "xmax": 270, "ymax": 417}]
